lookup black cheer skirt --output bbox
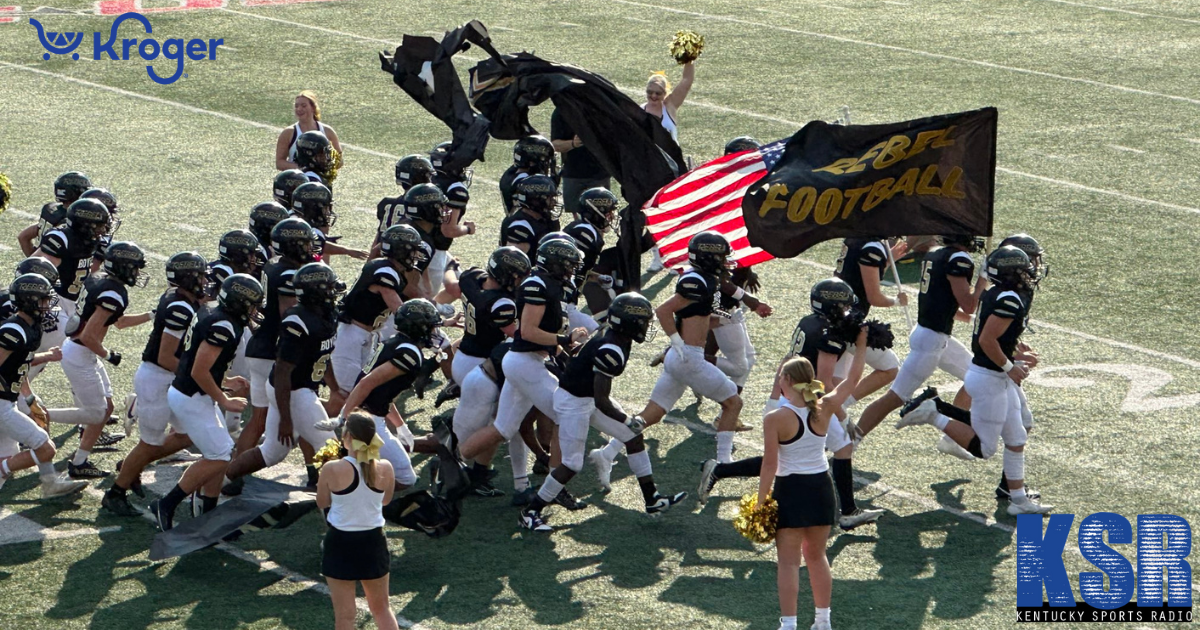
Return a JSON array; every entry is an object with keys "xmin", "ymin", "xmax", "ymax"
[
  {"xmin": 775, "ymin": 471, "xmax": 837, "ymax": 529},
  {"xmin": 322, "ymin": 526, "xmax": 390, "ymax": 581}
]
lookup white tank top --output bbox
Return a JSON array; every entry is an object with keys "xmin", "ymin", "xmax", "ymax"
[
  {"xmin": 287, "ymin": 121, "xmax": 328, "ymax": 162},
  {"xmin": 776, "ymin": 401, "xmax": 829, "ymax": 475},
  {"xmin": 326, "ymin": 456, "xmax": 385, "ymax": 531},
  {"xmin": 644, "ymin": 104, "xmax": 678, "ymax": 142}
]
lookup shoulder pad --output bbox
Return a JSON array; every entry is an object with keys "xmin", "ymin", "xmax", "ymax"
[
  {"xmin": 389, "ymin": 342, "xmax": 423, "ymax": 372},
  {"xmin": 993, "ymin": 291, "xmax": 1025, "ymax": 319},
  {"xmin": 40, "ymin": 230, "xmax": 69, "ymax": 257},
  {"xmin": 504, "ymin": 220, "xmax": 535, "ymax": 245},
  {"xmin": 593, "ymin": 343, "xmax": 628, "ymax": 377},
  {"xmin": 491, "ymin": 297, "xmax": 518, "ymax": 325},
  {"xmin": 205, "ymin": 319, "xmax": 238, "ymax": 346},
  {"xmin": 163, "ymin": 300, "xmax": 196, "ymax": 330},
  {"xmin": 95, "ymin": 289, "xmax": 127, "ymax": 312},
  {"xmin": 946, "ymin": 251, "xmax": 975, "ymax": 277},
  {"xmin": 0, "ymin": 322, "xmax": 27, "ymax": 349},
  {"xmin": 675, "ymin": 272, "xmax": 711, "ymax": 301},
  {"xmin": 372, "ymin": 264, "xmax": 401, "ymax": 289},
  {"xmin": 858, "ymin": 241, "xmax": 888, "ymax": 267},
  {"xmin": 280, "ymin": 313, "xmax": 310, "ymax": 337},
  {"xmin": 519, "ymin": 276, "xmax": 548, "ymax": 304}
]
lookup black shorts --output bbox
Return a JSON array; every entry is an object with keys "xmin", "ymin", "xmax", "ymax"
[
  {"xmin": 322, "ymin": 526, "xmax": 390, "ymax": 581},
  {"xmin": 775, "ymin": 471, "xmax": 836, "ymax": 529}
]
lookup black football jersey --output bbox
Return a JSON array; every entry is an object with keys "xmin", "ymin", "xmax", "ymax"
[
  {"xmin": 788, "ymin": 313, "xmax": 849, "ymax": 368},
  {"xmin": 559, "ymin": 329, "xmax": 631, "ymax": 399},
  {"xmin": 458, "ymin": 268, "xmax": 518, "ymax": 358},
  {"xmin": 512, "ymin": 272, "xmax": 567, "ymax": 353},
  {"xmin": 917, "ymin": 247, "xmax": 975, "ymax": 335},
  {"xmin": 141, "ymin": 289, "xmax": 201, "ymax": 368},
  {"xmin": 338, "ymin": 259, "xmax": 406, "ymax": 329},
  {"xmin": 408, "ymin": 223, "xmax": 436, "ymax": 273},
  {"xmin": 0, "ymin": 291, "xmax": 14, "ymax": 321},
  {"xmin": 35, "ymin": 202, "xmax": 67, "ymax": 247},
  {"xmin": 0, "ymin": 315, "xmax": 42, "ymax": 401},
  {"xmin": 971, "ymin": 287, "xmax": 1027, "ymax": 372},
  {"xmin": 68, "ymin": 275, "xmax": 128, "ymax": 339},
  {"xmin": 498, "ymin": 166, "xmax": 524, "ymax": 215},
  {"xmin": 172, "ymin": 308, "xmax": 244, "ymax": 397},
  {"xmin": 488, "ymin": 340, "xmax": 512, "ymax": 388},
  {"xmin": 39, "ymin": 228, "xmax": 94, "ymax": 302},
  {"xmin": 376, "ymin": 195, "xmax": 406, "ymax": 235},
  {"xmin": 499, "ymin": 209, "xmax": 559, "ymax": 250},
  {"xmin": 359, "ymin": 332, "xmax": 423, "ymax": 417},
  {"xmin": 245, "ymin": 259, "xmax": 299, "ymax": 360},
  {"xmin": 207, "ymin": 261, "xmax": 235, "ymax": 301},
  {"xmin": 835, "ymin": 238, "xmax": 888, "ymax": 317},
  {"xmin": 673, "ymin": 270, "xmax": 720, "ymax": 326},
  {"xmin": 271, "ymin": 305, "xmax": 336, "ymax": 391},
  {"xmin": 431, "ymin": 180, "xmax": 470, "ymax": 251},
  {"xmin": 565, "ymin": 220, "xmax": 604, "ymax": 279}
]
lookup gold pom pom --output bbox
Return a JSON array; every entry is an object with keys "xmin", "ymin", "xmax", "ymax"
[
  {"xmin": 312, "ymin": 437, "xmax": 344, "ymax": 470},
  {"xmin": 322, "ymin": 148, "xmax": 343, "ymax": 184},
  {"xmin": 669, "ymin": 30, "xmax": 704, "ymax": 65},
  {"xmin": 733, "ymin": 493, "xmax": 778, "ymax": 544},
  {"xmin": 0, "ymin": 172, "xmax": 11, "ymax": 216}
]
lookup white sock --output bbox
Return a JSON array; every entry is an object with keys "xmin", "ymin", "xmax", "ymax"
[
  {"xmin": 627, "ymin": 450, "xmax": 652, "ymax": 477},
  {"xmin": 513, "ymin": 475, "xmax": 529, "ymax": 491},
  {"xmin": 843, "ymin": 395, "xmax": 857, "ymax": 410},
  {"xmin": 716, "ymin": 432, "xmax": 734, "ymax": 464},
  {"xmin": 815, "ymin": 607, "xmax": 831, "ymax": 625},
  {"xmin": 37, "ymin": 462, "xmax": 56, "ymax": 479},
  {"xmin": 537, "ymin": 474, "xmax": 564, "ymax": 504},
  {"xmin": 601, "ymin": 437, "xmax": 622, "ymax": 460},
  {"xmin": 1009, "ymin": 487, "xmax": 1027, "ymax": 502},
  {"xmin": 780, "ymin": 615, "xmax": 797, "ymax": 629},
  {"xmin": 933, "ymin": 414, "xmax": 950, "ymax": 431},
  {"xmin": 508, "ymin": 438, "xmax": 529, "ymax": 487},
  {"xmin": 72, "ymin": 449, "xmax": 89, "ymax": 466},
  {"xmin": 0, "ymin": 459, "xmax": 10, "ymax": 478}
]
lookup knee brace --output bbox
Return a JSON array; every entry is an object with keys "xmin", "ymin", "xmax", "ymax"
[
  {"xmin": 627, "ymin": 449, "xmax": 653, "ymax": 478},
  {"xmin": 560, "ymin": 438, "xmax": 586, "ymax": 473},
  {"xmin": 1003, "ymin": 448, "xmax": 1025, "ymax": 481}
]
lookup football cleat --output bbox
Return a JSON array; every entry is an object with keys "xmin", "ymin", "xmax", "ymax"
[
  {"xmin": 645, "ymin": 491, "xmax": 688, "ymax": 516},
  {"xmin": 553, "ymin": 488, "xmax": 588, "ymax": 511},
  {"xmin": 434, "ymin": 382, "xmax": 461, "ymax": 408},
  {"xmin": 510, "ymin": 487, "xmax": 537, "ymax": 507},
  {"xmin": 810, "ymin": 621, "xmax": 832, "ymax": 630},
  {"xmin": 68, "ymin": 459, "xmax": 109, "ymax": 479},
  {"xmin": 697, "ymin": 459, "xmax": 719, "ymax": 505},
  {"xmin": 93, "ymin": 429, "xmax": 126, "ymax": 449},
  {"xmin": 838, "ymin": 507, "xmax": 885, "ymax": 531},
  {"xmin": 533, "ymin": 455, "xmax": 550, "ymax": 476},
  {"xmin": 900, "ymin": 386, "xmax": 939, "ymax": 418},
  {"xmin": 936, "ymin": 435, "xmax": 977, "ymax": 461},
  {"xmin": 519, "ymin": 509, "xmax": 552, "ymax": 532},
  {"xmin": 588, "ymin": 448, "xmax": 615, "ymax": 492},
  {"xmin": 221, "ymin": 476, "xmax": 245, "ymax": 497},
  {"xmin": 435, "ymin": 303, "xmax": 456, "ymax": 319},
  {"xmin": 894, "ymin": 399, "xmax": 938, "ymax": 430},
  {"xmin": 996, "ymin": 485, "xmax": 1040, "ymax": 502},
  {"xmin": 624, "ymin": 415, "xmax": 647, "ymax": 435},
  {"xmin": 114, "ymin": 459, "xmax": 144, "ymax": 498},
  {"xmin": 149, "ymin": 499, "xmax": 174, "ymax": 531},
  {"xmin": 159, "ymin": 449, "xmax": 202, "ymax": 464},
  {"xmin": 1007, "ymin": 497, "xmax": 1053, "ymax": 515},
  {"xmin": 40, "ymin": 475, "xmax": 88, "ymax": 499},
  {"xmin": 312, "ymin": 417, "xmax": 341, "ymax": 432},
  {"xmin": 101, "ymin": 489, "xmax": 140, "ymax": 516},
  {"xmin": 471, "ymin": 478, "xmax": 505, "ymax": 498},
  {"xmin": 122, "ymin": 393, "xmax": 138, "ymax": 436},
  {"xmin": 649, "ymin": 345, "xmax": 669, "ymax": 367}
]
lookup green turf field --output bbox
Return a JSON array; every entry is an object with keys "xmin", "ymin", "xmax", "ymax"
[{"xmin": 0, "ymin": 1, "xmax": 1198, "ymax": 628}]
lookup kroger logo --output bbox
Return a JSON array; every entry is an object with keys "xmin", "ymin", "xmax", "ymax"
[{"xmin": 29, "ymin": 12, "xmax": 223, "ymax": 85}]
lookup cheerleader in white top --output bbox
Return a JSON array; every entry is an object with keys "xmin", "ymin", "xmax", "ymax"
[
  {"xmin": 316, "ymin": 412, "xmax": 399, "ymax": 630},
  {"xmin": 762, "ymin": 328, "xmax": 868, "ymax": 630},
  {"xmin": 274, "ymin": 91, "xmax": 342, "ymax": 171}
]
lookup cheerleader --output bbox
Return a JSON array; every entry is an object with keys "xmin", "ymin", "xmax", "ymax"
[
  {"xmin": 317, "ymin": 411, "xmax": 399, "ymax": 630},
  {"xmin": 763, "ymin": 330, "xmax": 867, "ymax": 630}
]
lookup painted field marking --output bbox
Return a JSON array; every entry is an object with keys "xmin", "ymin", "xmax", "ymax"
[
  {"xmin": 283, "ymin": 39, "xmax": 310, "ymax": 47},
  {"xmin": 1106, "ymin": 144, "xmax": 1145, "ymax": 154},
  {"xmin": 0, "ymin": 508, "xmax": 120, "ymax": 545},
  {"xmin": 174, "ymin": 223, "xmax": 206, "ymax": 233},
  {"xmin": 1039, "ymin": 0, "xmax": 1200, "ymax": 25}
]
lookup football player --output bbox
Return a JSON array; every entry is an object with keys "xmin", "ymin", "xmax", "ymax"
[
  {"xmin": 249, "ymin": 201, "xmax": 290, "ymax": 259},
  {"xmin": 372, "ymin": 154, "xmax": 434, "ymax": 254},
  {"xmin": 272, "ymin": 170, "xmax": 310, "ymax": 210},
  {"xmin": 499, "ymin": 135, "xmax": 555, "ymax": 215},
  {"xmin": 852, "ymin": 235, "xmax": 986, "ymax": 446},
  {"xmin": 10, "ymin": 257, "xmax": 62, "ymax": 416},
  {"xmin": 832, "ymin": 237, "xmax": 909, "ymax": 410},
  {"xmin": 498, "ymin": 175, "xmax": 562, "ymax": 255},
  {"xmin": 42, "ymin": 241, "xmax": 145, "ymax": 479},
  {"xmin": 225, "ymin": 263, "xmax": 341, "ymax": 488},
  {"xmin": 895, "ymin": 246, "xmax": 1052, "ymax": 515},
  {"xmin": 709, "ymin": 266, "xmax": 766, "ymax": 397},
  {"xmin": 294, "ymin": 130, "xmax": 335, "ymax": 185},
  {"xmin": 17, "ymin": 171, "xmax": 91, "ymax": 256},
  {"xmin": 0, "ymin": 274, "xmax": 85, "ymax": 498},
  {"xmin": 290, "ymin": 181, "xmax": 367, "ymax": 261},
  {"xmin": 104, "ymin": 252, "xmax": 208, "ymax": 516},
  {"xmin": 429, "ymin": 142, "xmax": 476, "ymax": 275},
  {"xmin": 724, "ymin": 136, "xmax": 761, "ymax": 155},
  {"xmin": 80, "ymin": 187, "xmax": 121, "ymax": 264},
  {"xmin": 150, "ymin": 274, "xmax": 262, "ymax": 531},
  {"xmin": 338, "ymin": 299, "xmax": 445, "ymax": 491},
  {"xmin": 402, "ymin": 183, "xmax": 452, "ymax": 302},
  {"xmin": 568, "ymin": 188, "xmax": 621, "ymax": 321},
  {"xmin": 458, "ymin": 239, "xmax": 587, "ymax": 503}
]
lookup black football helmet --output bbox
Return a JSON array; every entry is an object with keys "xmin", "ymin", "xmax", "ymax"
[
  {"xmin": 395, "ymin": 154, "xmax": 435, "ymax": 190},
  {"xmin": 535, "ymin": 238, "xmax": 583, "ymax": 284},
  {"xmin": 10, "ymin": 274, "xmax": 55, "ymax": 318},
  {"xmin": 104, "ymin": 241, "xmax": 148, "ymax": 288},
  {"xmin": 219, "ymin": 229, "xmax": 264, "ymax": 274},
  {"xmin": 293, "ymin": 262, "xmax": 343, "ymax": 310},
  {"xmin": 65, "ymin": 198, "xmax": 111, "ymax": 245},
  {"xmin": 940, "ymin": 234, "xmax": 986, "ymax": 252},
  {"xmin": 218, "ymin": 273, "xmax": 265, "ymax": 325},
  {"xmin": 986, "ymin": 246, "xmax": 1036, "ymax": 292},
  {"xmin": 80, "ymin": 187, "xmax": 121, "ymax": 237},
  {"xmin": 165, "ymin": 252, "xmax": 209, "ymax": 296},
  {"xmin": 54, "ymin": 171, "xmax": 92, "ymax": 205},
  {"xmin": 393, "ymin": 298, "xmax": 442, "ymax": 349},
  {"xmin": 687, "ymin": 231, "xmax": 732, "ymax": 274},
  {"xmin": 271, "ymin": 217, "xmax": 316, "ymax": 264},
  {"xmin": 249, "ymin": 201, "xmax": 290, "ymax": 247},
  {"xmin": 273, "ymin": 169, "xmax": 309, "ymax": 207},
  {"xmin": 538, "ymin": 231, "xmax": 576, "ymax": 248},
  {"xmin": 607, "ymin": 292, "xmax": 656, "ymax": 343},
  {"xmin": 15, "ymin": 257, "xmax": 59, "ymax": 285},
  {"xmin": 291, "ymin": 182, "xmax": 336, "ymax": 229},
  {"xmin": 724, "ymin": 136, "xmax": 761, "ymax": 156},
  {"xmin": 429, "ymin": 141, "xmax": 473, "ymax": 187},
  {"xmin": 380, "ymin": 224, "xmax": 427, "ymax": 271},
  {"xmin": 577, "ymin": 187, "xmax": 619, "ymax": 230},
  {"xmin": 404, "ymin": 183, "xmax": 450, "ymax": 224},
  {"xmin": 513, "ymin": 135, "xmax": 555, "ymax": 172},
  {"xmin": 810, "ymin": 277, "xmax": 858, "ymax": 322},
  {"xmin": 294, "ymin": 130, "xmax": 332, "ymax": 173},
  {"xmin": 486, "ymin": 246, "xmax": 532, "ymax": 290},
  {"xmin": 999, "ymin": 233, "xmax": 1047, "ymax": 283},
  {"xmin": 514, "ymin": 175, "xmax": 562, "ymax": 220}
]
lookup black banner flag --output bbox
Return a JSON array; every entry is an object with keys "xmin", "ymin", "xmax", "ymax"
[{"xmin": 742, "ymin": 108, "xmax": 997, "ymax": 258}]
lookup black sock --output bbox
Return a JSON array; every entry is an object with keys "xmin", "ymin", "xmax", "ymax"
[
  {"xmin": 935, "ymin": 399, "xmax": 971, "ymax": 425},
  {"xmin": 162, "ymin": 484, "xmax": 187, "ymax": 510},
  {"xmin": 637, "ymin": 476, "xmax": 658, "ymax": 503},
  {"xmin": 831, "ymin": 458, "xmax": 857, "ymax": 516},
  {"xmin": 471, "ymin": 462, "xmax": 490, "ymax": 483},
  {"xmin": 528, "ymin": 495, "xmax": 548, "ymax": 513},
  {"xmin": 306, "ymin": 465, "xmax": 320, "ymax": 486},
  {"xmin": 714, "ymin": 456, "xmax": 763, "ymax": 479},
  {"xmin": 107, "ymin": 485, "xmax": 127, "ymax": 498},
  {"xmin": 201, "ymin": 495, "xmax": 218, "ymax": 513}
]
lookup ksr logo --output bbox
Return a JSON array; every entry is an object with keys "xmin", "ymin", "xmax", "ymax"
[{"xmin": 29, "ymin": 12, "xmax": 222, "ymax": 84}]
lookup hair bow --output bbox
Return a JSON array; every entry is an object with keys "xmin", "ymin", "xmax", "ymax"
[
  {"xmin": 351, "ymin": 434, "xmax": 383, "ymax": 463},
  {"xmin": 792, "ymin": 379, "xmax": 825, "ymax": 403}
]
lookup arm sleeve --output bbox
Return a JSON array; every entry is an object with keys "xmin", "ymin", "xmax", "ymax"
[
  {"xmin": 371, "ymin": 265, "xmax": 401, "ymax": 290},
  {"xmin": 445, "ymin": 186, "xmax": 469, "ymax": 211},
  {"xmin": 858, "ymin": 242, "xmax": 888, "ymax": 268},
  {"xmin": 0, "ymin": 324, "xmax": 26, "ymax": 351},
  {"xmin": 489, "ymin": 297, "xmax": 518, "ymax": 328},
  {"xmin": 95, "ymin": 290, "xmax": 127, "ymax": 315},
  {"xmin": 502, "ymin": 220, "xmax": 536, "ymax": 248},
  {"xmin": 993, "ymin": 295, "xmax": 1025, "ymax": 319},
  {"xmin": 39, "ymin": 231, "xmax": 69, "ymax": 258}
]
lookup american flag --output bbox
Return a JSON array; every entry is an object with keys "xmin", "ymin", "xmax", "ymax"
[{"xmin": 644, "ymin": 140, "xmax": 787, "ymax": 270}]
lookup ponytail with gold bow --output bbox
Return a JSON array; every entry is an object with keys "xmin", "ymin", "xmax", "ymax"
[{"xmin": 342, "ymin": 411, "xmax": 381, "ymax": 489}]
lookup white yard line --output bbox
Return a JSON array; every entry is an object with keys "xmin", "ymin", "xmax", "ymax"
[
  {"xmin": 0, "ymin": 508, "xmax": 120, "ymax": 545},
  {"xmin": 1105, "ymin": 144, "xmax": 1144, "ymax": 154},
  {"xmin": 174, "ymin": 223, "xmax": 206, "ymax": 233},
  {"xmin": 1038, "ymin": 0, "xmax": 1200, "ymax": 25},
  {"xmin": 283, "ymin": 40, "xmax": 310, "ymax": 47}
]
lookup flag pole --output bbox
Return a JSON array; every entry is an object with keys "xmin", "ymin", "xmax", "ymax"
[{"xmin": 885, "ymin": 242, "xmax": 913, "ymax": 331}]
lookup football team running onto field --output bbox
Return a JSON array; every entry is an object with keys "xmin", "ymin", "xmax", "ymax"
[{"xmin": 0, "ymin": 125, "xmax": 1052, "ymax": 630}]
